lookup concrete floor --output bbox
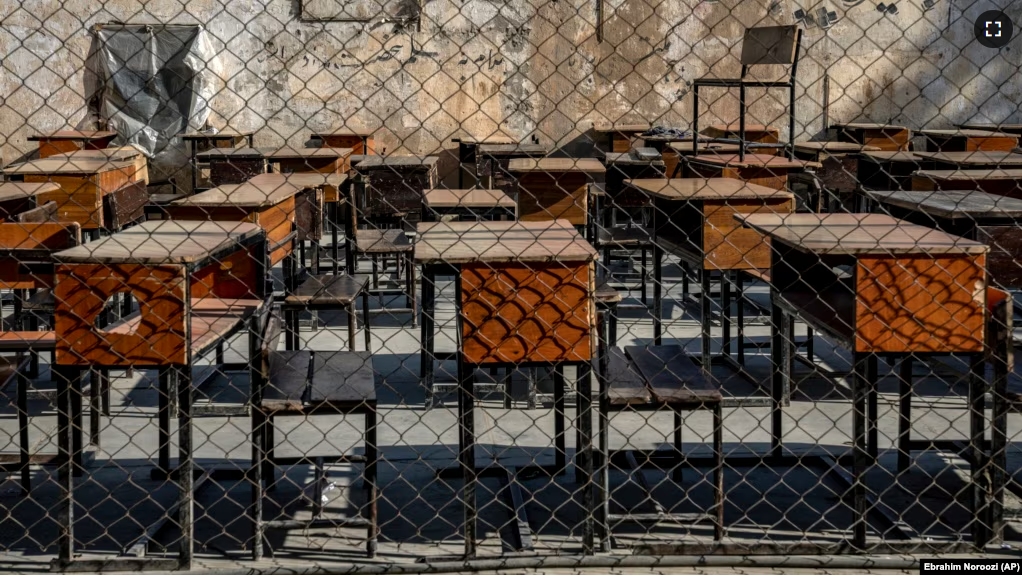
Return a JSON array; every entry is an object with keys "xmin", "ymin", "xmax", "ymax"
[{"xmin": 2, "ymin": 256, "xmax": 1022, "ymax": 572}]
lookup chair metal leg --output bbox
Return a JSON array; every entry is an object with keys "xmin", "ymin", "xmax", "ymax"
[
  {"xmin": 18, "ymin": 371, "xmax": 30, "ymax": 495},
  {"xmin": 365, "ymin": 404, "xmax": 379, "ymax": 558}
]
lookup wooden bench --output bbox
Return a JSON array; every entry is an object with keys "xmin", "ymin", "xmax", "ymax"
[
  {"xmin": 596, "ymin": 345, "xmax": 724, "ymax": 547},
  {"xmin": 282, "ymin": 273, "xmax": 371, "ymax": 351},
  {"xmin": 250, "ymin": 310, "xmax": 378, "ymax": 559}
]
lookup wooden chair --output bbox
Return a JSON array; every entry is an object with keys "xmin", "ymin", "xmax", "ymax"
[
  {"xmin": 595, "ymin": 344, "xmax": 725, "ymax": 548},
  {"xmin": 693, "ymin": 25, "xmax": 803, "ymax": 160},
  {"xmin": 250, "ymin": 309, "xmax": 379, "ymax": 559},
  {"xmin": 345, "ymin": 175, "xmax": 416, "ymax": 327}
]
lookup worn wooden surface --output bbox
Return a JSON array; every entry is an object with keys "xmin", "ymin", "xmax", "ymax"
[
  {"xmin": 602, "ymin": 346, "xmax": 651, "ymax": 406},
  {"xmin": 918, "ymin": 129, "xmax": 1019, "ymax": 152},
  {"xmin": 739, "ymin": 25, "xmax": 799, "ymax": 65},
  {"xmin": 16, "ymin": 201, "xmax": 57, "ymax": 223},
  {"xmin": 702, "ymin": 124, "xmax": 780, "ymax": 143},
  {"xmin": 508, "ymin": 158, "xmax": 605, "ymax": 173},
  {"xmin": 313, "ymin": 130, "xmax": 376, "ymax": 155},
  {"xmin": 958, "ymin": 123, "xmax": 1022, "ymax": 136},
  {"xmin": 357, "ymin": 156, "xmax": 439, "ymax": 218},
  {"xmin": 593, "ymin": 123, "xmax": 651, "ymax": 153},
  {"xmin": 415, "ymin": 219, "xmax": 598, "ymax": 264},
  {"xmin": 422, "ymin": 188, "xmax": 515, "ymax": 209},
  {"xmin": 626, "ymin": 177, "xmax": 791, "ymax": 200},
  {"xmin": 29, "ymin": 130, "xmax": 117, "ymax": 158},
  {"xmin": 832, "ymin": 123, "xmax": 912, "ymax": 151},
  {"xmin": 0, "ymin": 182, "xmax": 59, "ymax": 203},
  {"xmin": 737, "ymin": 213, "xmax": 988, "ymax": 255},
  {"xmin": 793, "ymin": 141, "xmax": 880, "ymax": 158},
  {"xmin": 460, "ymin": 261, "xmax": 593, "ymax": 365},
  {"xmin": 516, "ymin": 172, "xmax": 591, "ymax": 224},
  {"xmin": 53, "ymin": 147, "xmax": 149, "ymax": 184},
  {"xmin": 0, "ymin": 221, "xmax": 80, "ymax": 289},
  {"xmin": 912, "ymin": 151, "xmax": 1022, "ymax": 168},
  {"xmin": 14, "ymin": 161, "xmax": 135, "ymax": 230},
  {"xmin": 172, "ymin": 181, "xmax": 301, "ymax": 208},
  {"xmin": 912, "ymin": 168, "xmax": 1022, "ymax": 197},
  {"xmin": 265, "ymin": 146, "xmax": 353, "ymax": 174},
  {"xmin": 197, "ymin": 148, "xmax": 268, "ymax": 186},
  {"xmin": 248, "ymin": 172, "xmax": 348, "ymax": 204},
  {"xmin": 867, "ymin": 189, "xmax": 1022, "ymax": 219},
  {"xmin": 285, "ymin": 273, "xmax": 368, "ymax": 307},
  {"xmin": 104, "ymin": 180, "xmax": 148, "ymax": 231},
  {"xmin": 855, "ymin": 254, "xmax": 985, "ymax": 353},
  {"xmin": 702, "ymin": 197, "xmax": 795, "ymax": 270},
  {"xmin": 626, "ymin": 345, "xmax": 721, "ymax": 404},
  {"xmin": 53, "ymin": 220, "xmax": 262, "ymax": 264},
  {"xmin": 685, "ymin": 154, "xmax": 818, "ymax": 190}
]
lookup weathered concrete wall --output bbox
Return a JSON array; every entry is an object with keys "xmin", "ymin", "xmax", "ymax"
[{"xmin": 0, "ymin": 0, "xmax": 1019, "ymax": 173}]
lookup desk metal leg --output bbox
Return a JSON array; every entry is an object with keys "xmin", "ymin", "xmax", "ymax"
[
  {"xmin": 158, "ymin": 367, "xmax": 172, "ymax": 475},
  {"xmin": 769, "ymin": 300, "xmax": 787, "ymax": 458},
  {"xmin": 421, "ymin": 269, "xmax": 435, "ymax": 408},
  {"xmin": 554, "ymin": 366, "xmax": 566, "ymax": 473},
  {"xmin": 700, "ymin": 269, "xmax": 711, "ymax": 368},
  {"xmin": 177, "ymin": 365, "xmax": 194, "ymax": 570},
  {"xmin": 577, "ymin": 361, "xmax": 594, "ymax": 555},
  {"xmin": 897, "ymin": 356, "xmax": 913, "ymax": 473},
  {"xmin": 55, "ymin": 366, "xmax": 76, "ymax": 565},
  {"xmin": 653, "ymin": 243, "xmax": 663, "ymax": 346},
  {"xmin": 595, "ymin": 312, "xmax": 611, "ymax": 552},
  {"xmin": 736, "ymin": 272, "xmax": 745, "ymax": 364},
  {"xmin": 969, "ymin": 352, "xmax": 990, "ymax": 548},
  {"xmin": 852, "ymin": 352, "xmax": 870, "ymax": 550},
  {"xmin": 458, "ymin": 357, "xmax": 477, "ymax": 557},
  {"xmin": 866, "ymin": 354, "xmax": 878, "ymax": 461},
  {"xmin": 721, "ymin": 271, "xmax": 732, "ymax": 358}
]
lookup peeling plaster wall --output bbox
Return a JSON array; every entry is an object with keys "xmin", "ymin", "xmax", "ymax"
[{"xmin": 0, "ymin": 0, "xmax": 1019, "ymax": 173}]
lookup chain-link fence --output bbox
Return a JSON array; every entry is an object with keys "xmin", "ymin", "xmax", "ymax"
[{"xmin": 1, "ymin": 0, "xmax": 1022, "ymax": 572}]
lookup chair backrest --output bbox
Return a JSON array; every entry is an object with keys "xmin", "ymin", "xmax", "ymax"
[
  {"xmin": 295, "ymin": 187, "xmax": 323, "ymax": 242},
  {"xmin": 16, "ymin": 201, "xmax": 58, "ymax": 223},
  {"xmin": 740, "ymin": 25, "xmax": 800, "ymax": 66}
]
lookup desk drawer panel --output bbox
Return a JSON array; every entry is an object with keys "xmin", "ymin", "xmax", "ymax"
[
  {"xmin": 855, "ymin": 254, "xmax": 985, "ymax": 353},
  {"xmin": 461, "ymin": 261, "xmax": 593, "ymax": 365}
]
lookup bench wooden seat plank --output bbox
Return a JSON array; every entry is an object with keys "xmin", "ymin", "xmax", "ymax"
[
  {"xmin": 285, "ymin": 274, "xmax": 368, "ymax": 307},
  {"xmin": 602, "ymin": 346, "xmax": 651, "ymax": 405},
  {"xmin": 625, "ymin": 345, "xmax": 722, "ymax": 405},
  {"xmin": 355, "ymin": 229, "xmax": 413, "ymax": 254},
  {"xmin": 310, "ymin": 350, "xmax": 376, "ymax": 404},
  {"xmin": 595, "ymin": 279, "xmax": 622, "ymax": 304},
  {"xmin": 0, "ymin": 331, "xmax": 57, "ymax": 351}
]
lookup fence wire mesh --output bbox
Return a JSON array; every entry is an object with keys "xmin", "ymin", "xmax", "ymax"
[{"xmin": 0, "ymin": 0, "xmax": 1021, "ymax": 572}]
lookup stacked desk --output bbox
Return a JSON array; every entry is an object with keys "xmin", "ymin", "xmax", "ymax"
[
  {"xmin": 180, "ymin": 130, "xmax": 255, "ymax": 192},
  {"xmin": 507, "ymin": 158, "xmax": 605, "ymax": 232},
  {"xmin": 28, "ymin": 130, "xmax": 117, "ymax": 158},
  {"xmin": 3, "ymin": 157, "xmax": 138, "ymax": 234},
  {"xmin": 0, "ymin": 182, "xmax": 59, "ymax": 221},
  {"xmin": 791, "ymin": 141, "xmax": 879, "ymax": 211},
  {"xmin": 684, "ymin": 153, "xmax": 820, "ymax": 190},
  {"xmin": 51, "ymin": 220, "xmax": 268, "ymax": 571},
  {"xmin": 421, "ymin": 188, "xmax": 515, "ymax": 221},
  {"xmin": 832, "ymin": 122, "xmax": 911, "ymax": 151},
  {"xmin": 265, "ymin": 146, "xmax": 353, "ymax": 174},
  {"xmin": 918, "ymin": 129, "xmax": 1019, "ymax": 152},
  {"xmin": 195, "ymin": 147, "xmax": 267, "ymax": 187},
  {"xmin": 312, "ymin": 129, "xmax": 376, "ymax": 154},
  {"xmin": 738, "ymin": 212, "xmax": 995, "ymax": 549},
  {"xmin": 592, "ymin": 123, "xmax": 651, "ymax": 153}
]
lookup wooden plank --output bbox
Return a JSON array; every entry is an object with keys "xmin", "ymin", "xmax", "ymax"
[
  {"xmin": 625, "ymin": 345, "xmax": 721, "ymax": 404},
  {"xmin": 53, "ymin": 220, "xmax": 262, "ymax": 264},
  {"xmin": 702, "ymin": 124, "xmax": 780, "ymax": 143},
  {"xmin": 28, "ymin": 130, "xmax": 117, "ymax": 142},
  {"xmin": 854, "ymin": 254, "xmax": 986, "ymax": 353},
  {"xmin": 262, "ymin": 351, "xmax": 311, "ymax": 412},
  {"xmin": 912, "ymin": 151, "xmax": 1022, "ymax": 168},
  {"xmin": 866, "ymin": 189, "xmax": 1022, "ymax": 219},
  {"xmin": 702, "ymin": 197, "xmax": 794, "ymax": 270},
  {"xmin": 958, "ymin": 123, "xmax": 1022, "ymax": 136},
  {"xmin": 833, "ymin": 124, "xmax": 911, "ymax": 151},
  {"xmin": 739, "ymin": 25, "xmax": 798, "ymax": 65},
  {"xmin": 314, "ymin": 133, "xmax": 376, "ymax": 155},
  {"xmin": 626, "ymin": 177, "xmax": 791, "ymax": 201},
  {"xmin": 5, "ymin": 158, "xmax": 133, "ymax": 175},
  {"xmin": 602, "ymin": 346, "xmax": 650, "ymax": 406},
  {"xmin": 507, "ymin": 158, "xmax": 605, "ymax": 173},
  {"xmin": 415, "ymin": 220, "xmax": 597, "ymax": 264},
  {"xmin": 189, "ymin": 243, "xmax": 262, "ymax": 299},
  {"xmin": 24, "ymin": 163, "xmax": 134, "ymax": 230},
  {"xmin": 285, "ymin": 274, "xmax": 367, "ymax": 306},
  {"xmin": 104, "ymin": 180, "xmax": 148, "ymax": 231},
  {"xmin": 309, "ymin": 350, "xmax": 376, "ymax": 403},
  {"xmin": 0, "ymin": 331, "xmax": 56, "ymax": 350},
  {"xmin": 460, "ymin": 261, "xmax": 593, "ymax": 365},
  {"xmin": 423, "ymin": 188, "xmax": 515, "ymax": 209},
  {"xmin": 918, "ymin": 129, "xmax": 1019, "ymax": 152},
  {"xmin": 0, "ymin": 182, "xmax": 60, "ymax": 203},
  {"xmin": 686, "ymin": 153, "xmax": 820, "ymax": 170},
  {"xmin": 16, "ymin": 201, "xmax": 58, "ymax": 223},
  {"xmin": 356, "ymin": 155, "xmax": 439, "ymax": 170},
  {"xmin": 171, "ymin": 181, "xmax": 301, "ymax": 208},
  {"xmin": 979, "ymin": 226, "xmax": 1022, "ymax": 289},
  {"xmin": 737, "ymin": 213, "xmax": 988, "ymax": 255},
  {"xmin": 792, "ymin": 141, "xmax": 880, "ymax": 156}
]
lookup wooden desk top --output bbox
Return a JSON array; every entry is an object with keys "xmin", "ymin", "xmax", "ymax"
[
  {"xmin": 195, "ymin": 147, "xmax": 266, "ymax": 159},
  {"xmin": 703, "ymin": 123, "xmax": 778, "ymax": 134},
  {"xmin": 54, "ymin": 220, "xmax": 263, "ymax": 264},
  {"xmin": 180, "ymin": 129, "xmax": 254, "ymax": 140},
  {"xmin": 415, "ymin": 219, "xmax": 598, "ymax": 264},
  {"xmin": 793, "ymin": 141, "xmax": 880, "ymax": 154},
  {"xmin": 626, "ymin": 178, "xmax": 792, "ymax": 201},
  {"xmin": 918, "ymin": 128, "xmax": 1017, "ymax": 139},
  {"xmin": 508, "ymin": 158, "xmax": 606, "ymax": 173},
  {"xmin": 263, "ymin": 146, "xmax": 353, "ymax": 160},
  {"xmin": 593, "ymin": 122, "xmax": 652, "ymax": 133},
  {"xmin": 737, "ymin": 213, "xmax": 987, "ymax": 255},
  {"xmin": 311, "ymin": 128, "xmax": 374, "ymax": 138},
  {"xmin": 911, "ymin": 151, "xmax": 1022, "ymax": 166},
  {"xmin": 355, "ymin": 155, "xmax": 439, "ymax": 169},
  {"xmin": 477, "ymin": 143, "xmax": 549, "ymax": 156},
  {"xmin": 867, "ymin": 189, "xmax": 1022, "ymax": 219},
  {"xmin": 422, "ymin": 188, "xmax": 515, "ymax": 208},
  {"xmin": 913, "ymin": 168, "xmax": 1022, "ymax": 181},
  {"xmin": 247, "ymin": 172, "xmax": 348, "ymax": 189},
  {"xmin": 604, "ymin": 152, "xmax": 665, "ymax": 166},
  {"xmin": 958, "ymin": 123, "xmax": 1022, "ymax": 133},
  {"xmin": 172, "ymin": 181, "xmax": 300, "ymax": 208},
  {"xmin": 52, "ymin": 146, "xmax": 144, "ymax": 161},
  {"xmin": 860, "ymin": 151, "xmax": 922, "ymax": 163},
  {"xmin": 3, "ymin": 157, "xmax": 134, "ymax": 175},
  {"xmin": 688, "ymin": 153, "xmax": 822, "ymax": 169},
  {"xmin": 666, "ymin": 142, "xmax": 743, "ymax": 155},
  {"xmin": 831, "ymin": 123, "xmax": 909, "ymax": 131},
  {"xmin": 0, "ymin": 182, "xmax": 60, "ymax": 202},
  {"xmin": 28, "ymin": 130, "xmax": 117, "ymax": 141}
]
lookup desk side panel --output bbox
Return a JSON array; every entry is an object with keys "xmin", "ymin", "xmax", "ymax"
[
  {"xmin": 703, "ymin": 198, "xmax": 793, "ymax": 270},
  {"xmin": 55, "ymin": 263, "xmax": 188, "ymax": 366},
  {"xmin": 460, "ymin": 261, "xmax": 593, "ymax": 365},
  {"xmin": 516, "ymin": 172, "xmax": 590, "ymax": 225},
  {"xmin": 855, "ymin": 254, "xmax": 985, "ymax": 353}
]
